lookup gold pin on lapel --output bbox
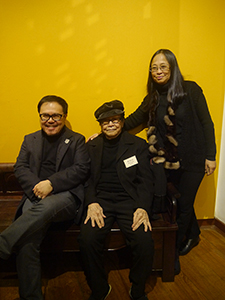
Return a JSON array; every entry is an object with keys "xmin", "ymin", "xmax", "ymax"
[{"xmin": 65, "ymin": 139, "xmax": 70, "ymax": 144}]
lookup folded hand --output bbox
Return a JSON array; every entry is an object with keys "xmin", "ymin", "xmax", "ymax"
[{"xmin": 33, "ymin": 180, "xmax": 53, "ymax": 199}]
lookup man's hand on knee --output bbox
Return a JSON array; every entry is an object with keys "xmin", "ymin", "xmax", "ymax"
[
  {"xmin": 33, "ymin": 180, "xmax": 53, "ymax": 199},
  {"xmin": 84, "ymin": 203, "xmax": 106, "ymax": 228},
  {"xmin": 132, "ymin": 208, "xmax": 152, "ymax": 232}
]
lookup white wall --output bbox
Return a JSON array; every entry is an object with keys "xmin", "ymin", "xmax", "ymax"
[{"xmin": 215, "ymin": 94, "xmax": 225, "ymax": 224}]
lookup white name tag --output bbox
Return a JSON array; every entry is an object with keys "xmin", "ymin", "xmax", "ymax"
[{"xmin": 123, "ymin": 155, "xmax": 138, "ymax": 168}]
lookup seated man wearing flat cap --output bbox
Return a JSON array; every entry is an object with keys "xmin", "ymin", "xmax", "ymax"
[{"xmin": 78, "ymin": 100, "xmax": 154, "ymax": 300}]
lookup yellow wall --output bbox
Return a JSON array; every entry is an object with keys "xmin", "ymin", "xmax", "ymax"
[{"xmin": 1, "ymin": 0, "xmax": 225, "ymax": 219}]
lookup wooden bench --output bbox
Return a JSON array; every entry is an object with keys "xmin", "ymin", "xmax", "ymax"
[{"xmin": 0, "ymin": 163, "xmax": 178, "ymax": 282}]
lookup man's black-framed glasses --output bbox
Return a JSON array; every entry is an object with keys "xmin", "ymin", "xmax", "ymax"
[{"xmin": 39, "ymin": 113, "xmax": 63, "ymax": 122}]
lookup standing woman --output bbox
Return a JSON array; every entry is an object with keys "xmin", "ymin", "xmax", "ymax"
[{"xmin": 124, "ymin": 49, "xmax": 216, "ymax": 273}]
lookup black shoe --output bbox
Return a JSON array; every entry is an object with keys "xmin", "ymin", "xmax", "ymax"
[
  {"xmin": 129, "ymin": 288, "xmax": 148, "ymax": 300},
  {"xmin": 102, "ymin": 284, "xmax": 112, "ymax": 300},
  {"xmin": 88, "ymin": 285, "xmax": 111, "ymax": 300},
  {"xmin": 174, "ymin": 249, "xmax": 181, "ymax": 275},
  {"xmin": 103, "ymin": 285, "xmax": 111, "ymax": 300},
  {"xmin": 179, "ymin": 236, "xmax": 200, "ymax": 256}
]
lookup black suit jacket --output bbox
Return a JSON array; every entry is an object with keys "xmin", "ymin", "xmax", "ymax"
[
  {"xmin": 14, "ymin": 126, "xmax": 90, "ymax": 223},
  {"xmin": 85, "ymin": 131, "xmax": 154, "ymax": 212}
]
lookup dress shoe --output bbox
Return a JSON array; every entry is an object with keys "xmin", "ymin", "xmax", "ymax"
[
  {"xmin": 103, "ymin": 285, "xmax": 111, "ymax": 300},
  {"xmin": 129, "ymin": 287, "xmax": 148, "ymax": 300},
  {"xmin": 88, "ymin": 284, "xmax": 111, "ymax": 300},
  {"xmin": 179, "ymin": 236, "xmax": 200, "ymax": 256}
]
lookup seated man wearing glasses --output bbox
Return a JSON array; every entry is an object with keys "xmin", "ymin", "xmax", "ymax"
[
  {"xmin": 78, "ymin": 100, "xmax": 154, "ymax": 300},
  {"xmin": 0, "ymin": 95, "xmax": 90, "ymax": 300}
]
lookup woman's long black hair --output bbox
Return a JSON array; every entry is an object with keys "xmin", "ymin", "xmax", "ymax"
[{"xmin": 146, "ymin": 49, "xmax": 186, "ymax": 124}]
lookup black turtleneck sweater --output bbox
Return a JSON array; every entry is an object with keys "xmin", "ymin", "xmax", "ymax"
[
  {"xmin": 39, "ymin": 127, "xmax": 66, "ymax": 180},
  {"xmin": 97, "ymin": 134, "xmax": 127, "ymax": 194}
]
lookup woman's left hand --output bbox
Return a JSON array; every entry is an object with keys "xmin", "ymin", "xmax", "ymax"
[{"xmin": 205, "ymin": 159, "xmax": 216, "ymax": 175}]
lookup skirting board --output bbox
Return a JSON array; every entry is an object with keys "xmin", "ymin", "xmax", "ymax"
[
  {"xmin": 214, "ymin": 218, "xmax": 225, "ymax": 233},
  {"xmin": 197, "ymin": 218, "xmax": 225, "ymax": 233}
]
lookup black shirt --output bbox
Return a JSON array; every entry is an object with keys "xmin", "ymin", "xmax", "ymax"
[
  {"xmin": 39, "ymin": 128, "xmax": 65, "ymax": 180},
  {"xmin": 97, "ymin": 134, "xmax": 127, "ymax": 194}
]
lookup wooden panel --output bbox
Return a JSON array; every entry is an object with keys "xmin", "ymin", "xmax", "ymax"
[
  {"xmin": 0, "ymin": 163, "xmax": 23, "ymax": 195},
  {"xmin": 0, "ymin": 199, "xmax": 20, "ymax": 231}
]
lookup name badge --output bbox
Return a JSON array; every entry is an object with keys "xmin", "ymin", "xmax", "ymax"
[{"xmin": 123, "ymin": 155, "xmax": 138, "ymax": 168}]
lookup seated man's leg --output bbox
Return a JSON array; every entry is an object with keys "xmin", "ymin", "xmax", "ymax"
[
  {"xmin": 16, "ymin": 236, "xmax": 45, "ymax": 300},
  {"xmin": 0, "ymin": 191, "xmax": 78, "ymax": 259},
  {"xmin": 0, "ymin": 191, "xmax": 78, "ymax": 300},
  {"xmin": 117, "ymin": 199, "xmax": 154, "ymax": 299},
  {"xmin": 78, "ymin": 199, "xmax": 115, "ymax": 300}
]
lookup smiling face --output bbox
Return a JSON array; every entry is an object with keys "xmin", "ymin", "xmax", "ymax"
[
  {"xmin": 39, "ymin": 101, "xmax": 66, "ymax": 136},
  {"xmin": 100, "ymin": 115, "xmax": 124, "ymax": 140},
  {"xmin": 151, "ymin": 53, "xmax": 171, "ymax": 85}
]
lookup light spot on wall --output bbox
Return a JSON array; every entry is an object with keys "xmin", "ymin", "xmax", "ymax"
[
  {"xmin": 95, "ymin": 39, "xmax": 107, "ymax": 50},
  {"xmin": 71, "ymin": 0, "xmax": 86, "ymax": 8},
  {"xmin": 85, "ymin": 4, "xmax": 93, "ymax": 14},
  {"xmin": 59, "ymin": 28, "xmax": 74, "ymax": 41},
  {"xmin": 85, "ymin": 3, "xmax": 100, "ymax": 25},
  {"xmin": 64, "ymin": 15, "xmax": 73, "ymax": 25},
  {"xmin": 96, "ymin": 88, "xmax": 102, "ymax": 95},
  {"xmin": 55, "ymin": 63, "xmax": 70, "ymax": 76},
  {"xmin": 27, "ymin": 19, "xmax": 35, "ymax": 31},
  {"xmin": 86, "ymin": 14, "xmax": 100, "ymax": 26},
  {"xmin": 56, "ymin": 74, "xmax": 71, "ymax": 88},
  {"xmin": 90, "ymin": 69, "xmax": 98, "ymax": 78},
  {"xmin": 35, "ymin": 44, "xmax": 45, "ymax": 55},
  {"xmin": 143, "ymin": 2, "xmax": 151, "ymax": 19},
  {"xmin": 95, "ymin": 51, "xmax": 107, "ymax": 62},
  {"xmin": 34, "ymin": 80, "xmax": 41, "ymax": 88},
  {"xmin": 95, "ymin": 74, "xmax": 107, "ymax": 85},
  {"xmin": 69, "ymin": 82, "xmax": 78, "ymax": 92},
  {"xmin": 105, "ymin": 58, "xmax": 113, "ymax": 67}
]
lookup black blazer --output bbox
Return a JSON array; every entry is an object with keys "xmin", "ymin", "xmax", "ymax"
[
  {"xmin": 85, "ymin": 131, "xmax": 154, "ymax": 212},
  {"xmin": 14, "ymin": 126, "xmax": 90, "ymax": 223}
]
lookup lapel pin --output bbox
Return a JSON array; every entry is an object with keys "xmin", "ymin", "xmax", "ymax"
[{"xmin": 65, "ymin": 139, "xmax": 70, "ymax": 144}]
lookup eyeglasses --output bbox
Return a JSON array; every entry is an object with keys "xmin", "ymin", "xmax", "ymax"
[
  {"xmin": 150, "ymin": 64, "xmax": 170, "ymax": 73},
  {"xmin": 100, "ymin": 117, "xmax": 122, "ymax": 126},
  {"xmin": 40, "ymin": 113, "xmax": 63, "ymax": 122}
]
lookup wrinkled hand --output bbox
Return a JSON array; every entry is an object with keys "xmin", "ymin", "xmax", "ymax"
[
  {"xmin": 84, "ymin": 203, "xmax": 106, "ymax": 228},
  {"xmin": 132, "ymin": 208, "xmax": 152, "ymax": 232},
  {"xmin": 33, "ymin": 180, "xmax": 53, "ymax": 199},
  {"xmin": 86, "ymin": 133, "xmax": 99, "ymax": 142},
  {"xmin": 205, "ymin": 159, "xmax": 216, "ymax": 176}
]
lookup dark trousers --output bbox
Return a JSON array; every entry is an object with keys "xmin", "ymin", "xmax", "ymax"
[
  {"xmin": 78, "ymin": 197, "xmax": 154, "ymax": 299},
  {"xmin": 0, "ymin": 191, "xmax": 79, "ymax": 300},
  {"xmin": 167, "ymin": 169, "xmax": 205, "ymax": 249}
]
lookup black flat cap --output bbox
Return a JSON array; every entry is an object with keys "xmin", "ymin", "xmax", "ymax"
[{"xmin": 94, "ymin": 100, "xmax": 124, "ymax": 121}]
